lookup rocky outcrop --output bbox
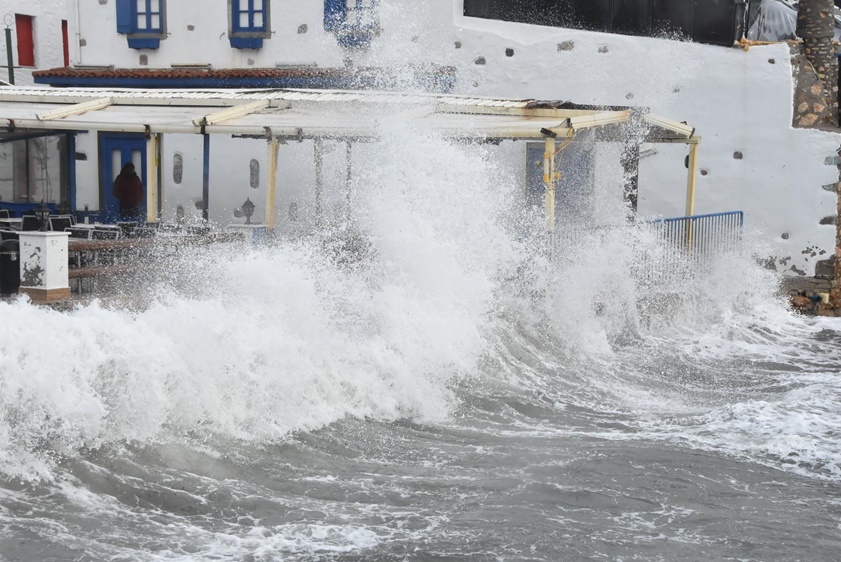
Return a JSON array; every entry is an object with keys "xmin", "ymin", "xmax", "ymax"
[
  {"xmin": 791, "ymin": 45, "xmax": 835, "ymax": 127},
  {"xmin": 796, "ymin": 0, "xmax": 838, "ymax": 126}
]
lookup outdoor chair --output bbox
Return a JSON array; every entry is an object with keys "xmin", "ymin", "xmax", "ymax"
[
  {"xmin": 49, "ymin": 216, "xmax": 73, "ymax": 233},
  {"xmin": 117, "ymin": 221, "xmax": 139, "ymax": 238},
  {"xmin": 133, "ymin": 227, "xmax": 156, "ymax": 238},
  {"xmin": 21, "ymin": 215, "xmax": 41, "ymax": 231},
  {"xmin": 67, "ymin": 227, "xmax": 92, "ymax": 239},
  {"xmin": 91, "ymin": 228, "xmax": 120, "ymax": 240},
  {"xmin": 0, "ymin": 209, "xmax": 10, "ymax": 219},
  {"xmin": 52, "ymin": 213, "xmax": 76, "ymax": 226}
]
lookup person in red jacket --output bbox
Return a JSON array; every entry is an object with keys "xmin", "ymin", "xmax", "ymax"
[{"xmin": 112, "ymin": 163, "xmax": 144, "ymax": 220}]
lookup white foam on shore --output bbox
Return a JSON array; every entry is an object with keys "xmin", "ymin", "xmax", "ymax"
[{"xmin": 0, "ymin": 127, "xmax": 520, "ymax": 480}]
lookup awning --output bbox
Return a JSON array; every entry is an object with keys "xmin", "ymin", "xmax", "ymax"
[{"xmin": 0, "ymin": 86, "xmax": 696, "ymax": 142}]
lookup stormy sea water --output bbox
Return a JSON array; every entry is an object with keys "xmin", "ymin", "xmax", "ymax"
[{"xmin": 1, "ymin": 128, "xmax": 841, "ymax": 562}]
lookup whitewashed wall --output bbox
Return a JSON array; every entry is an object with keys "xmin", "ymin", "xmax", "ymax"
[
  {"xmin": 66, "ymin": 0, "xmax": 840, "ymax": 275},
  {"xmin": 78, "ymin": 0, "xmax": 345, "ymax": 69},
  {"xmin": 445, "ymin": 11, "xmax": 840, "ymax": 276},
  {"xmin": 0, "ymin": 0, "xmax": 77, "ymax": 85}
]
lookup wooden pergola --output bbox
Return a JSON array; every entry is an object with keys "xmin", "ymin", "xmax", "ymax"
[{"xmin": 0, "ymin": 86, "xmax": 700, "ymax": 231}]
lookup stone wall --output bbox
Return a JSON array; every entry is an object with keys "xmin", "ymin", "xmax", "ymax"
[
  {"xmin": 790, "ymin": 0, "xmax": 841, "ymax": 312},
  {"xmin": 791, "ymin": 44, "xmax": 835, "ymax": 128},
  {"xmin": 796, "ymin": 0, "xmax": 838, "ymax": 126}
]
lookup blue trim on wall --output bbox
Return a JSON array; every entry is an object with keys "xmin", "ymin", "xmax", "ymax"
[
  {"xmin": 0, "ymin": 202, "xmax": 58, "ymax": 218},
  {"xmin": 232, "ymin": 0, "xmax": 267, "ymax": 33},
  {"xmin": 135, "ymin": 0, "xmax": 164, "ymax": 33},
  {"xmin": 99, "ymin": 133, "xmax": 147, "ymax": 224},
  {"xmin": 229, "ymin": 36, "xmax": 263, "ymax": 49},
  {"xmin": 0, "ymin": 130, "xmax": 69, "ymax": 144},
  {"xmin": 324, "ymin": 0, "xmax": 347, "ymax": 31},
  {"xmin": 116, "ymin": 0, "xmax": 164, "ymax": 50},
  {"xmin": 337, "ymin": 33, "xmax": 374, "ymax": 48},
  {"xmin": 34, "ymin": 73, "xmax": 457, "ymax": 92},
  {"xmin": 202, "ymin": 133, "xmax": 210, "ymax": 221},
  {"xmin": 116, "ymin": 0, "xmax": 133, "ymax": 34},
  {"xmin": 127, "ymin": 37, "xmax": 161, "ymax": 49},
  {"xmin": 67, "ymin": 133, "xmax": 77, "ymax": 213}
]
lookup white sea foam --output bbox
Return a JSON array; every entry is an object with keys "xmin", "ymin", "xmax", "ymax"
[
  {"xmin": 0, "ymin": 97, "xmax": 837, "ymax": 490},
  {"xmin": 0, "ymin": 126, "xmax": 520, "ymax": 480}
]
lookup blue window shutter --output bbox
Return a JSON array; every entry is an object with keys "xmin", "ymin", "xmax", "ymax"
[
  {"xmin": 116, "ymin": 0, "xmax": 134, "ymax": 34},
  {"xmin": 324, "ymin": 0, "xmax": 346, "ymax": 31}
]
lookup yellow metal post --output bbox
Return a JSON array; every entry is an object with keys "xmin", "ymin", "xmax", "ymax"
[
  {"xmin": 146, "ymin": 133, "xmax": 159, "ymax": 224},
  {"xmin": 544, "ymin": 137, "xmax": 556, "ymax": 232},
  {"xmin": 266, "ymin": 136, "xmax": 279, "ymax": 229},
  {"xmin": 685, "ymin": 142, "xmax": 700, "ymax": 250}
]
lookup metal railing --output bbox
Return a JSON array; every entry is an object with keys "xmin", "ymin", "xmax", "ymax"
[
  {"xmin": 651, "ymin": 211, "xmax": 744, "ymax": 256},
  {"xmin": 553, "ymin": 210, "xmax": 745, "ymax": 286}
]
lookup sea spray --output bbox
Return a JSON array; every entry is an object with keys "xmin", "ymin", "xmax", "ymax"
[{"xmin": 0, "ymin": 124, "xmax": 523, "ymax": 479}]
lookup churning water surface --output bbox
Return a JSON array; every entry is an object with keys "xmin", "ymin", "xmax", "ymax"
[{"xmin": 1, "ymin": 129, "xmax": 840, "ymax": 562}]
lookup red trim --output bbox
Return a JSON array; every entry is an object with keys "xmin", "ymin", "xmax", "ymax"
[
  {"xmin": 33, "ymin": 65, "xmax": 456, "ymax": 80},
  {"xmin": 62, "ymin": 20, "xmax": 69, "ymax": 67},
  {"xmin": 15, "ymin": 14, "xmax": 35, "ymax": 67}
]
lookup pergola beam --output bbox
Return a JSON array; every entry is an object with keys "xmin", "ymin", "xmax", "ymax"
[
  {"xmin": 644, "ymin": 114, "xmax": 694, "ymax": 139},
  {"xmin": 568, "ymin": 111, "xmax": 630, "ymax": 131},
  {"xmin": 3, "ymin": 117, "xmax": 704, "ymax": 148},
  {"xmin": 36, "ymin": 97, "xmax": 113, "ymax": 121},
  {"xmin": 434, "ymin": 104, "xmax": 603, "ymax": 119},
  {"xmin": 192, "ymin": 99, "xmax": 272, "ymax": 127}
]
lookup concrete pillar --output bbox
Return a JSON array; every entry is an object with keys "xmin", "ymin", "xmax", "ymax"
[
  {"xmin": 18, "ymin": 232, "xmax": 71, "ymax": 303},
  {"xmin": 797, "ymin": 0, "xmax": 838, "ymax": 126}
]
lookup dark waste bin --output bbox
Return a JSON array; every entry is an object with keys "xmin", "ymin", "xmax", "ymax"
[{"xmin": 0, "ymin": 239, "xmax": 20, "ymax": 295}]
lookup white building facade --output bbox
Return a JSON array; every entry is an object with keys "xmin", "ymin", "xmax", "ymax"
[
  {"xmin": 3, "ymin": 0, "xmax": 839, "ymax": 277},
  {"xmin": 0, "ymin": 0, "xmax": 77, "ymax": 212},
  {"xmin": 0, "ymin": 0, "xmax": 77, "ymax": 85}
]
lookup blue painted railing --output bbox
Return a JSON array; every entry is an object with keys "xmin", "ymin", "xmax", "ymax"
[{"xmin": 651, "ymin": 210, "xmax": 744, "ymax": 254}]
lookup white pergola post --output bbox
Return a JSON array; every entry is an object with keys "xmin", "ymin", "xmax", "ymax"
[
  {"xmin": 685, "ymin": 141, "xmax": 700, "ymax": 250},
  {"xmin": 266, "ymin": 136, "xmax": 279, "ymax": 229},
  {"xmin": 146, "ymin": 132, "xmax": 160, "ymax": 224}
]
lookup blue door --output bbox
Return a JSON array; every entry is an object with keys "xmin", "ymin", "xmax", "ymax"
[{"xmin": 100, "ymin": 133, "xmax": 146, "ymax": 223}]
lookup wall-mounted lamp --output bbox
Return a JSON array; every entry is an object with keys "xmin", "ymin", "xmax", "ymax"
[
  {"xmin": 34, "ymin": 201, "xmax": 50, "ymax": 232},
  {"xmin": 241, "ymin": 198, "xmax": 255, "ymax": 224}
]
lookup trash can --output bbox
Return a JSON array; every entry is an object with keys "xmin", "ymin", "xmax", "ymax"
[{"xmin": 0, "ymin": 239, "xmax": 20, "ymax": 295}]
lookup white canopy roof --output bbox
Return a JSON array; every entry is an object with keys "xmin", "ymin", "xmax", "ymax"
[{"xmin": 0, "ymin": 86, "xmax": 696, "ymax": 142}]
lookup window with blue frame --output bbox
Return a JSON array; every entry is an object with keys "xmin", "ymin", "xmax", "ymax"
[
  {"xmin": 116, "ymin": 0, "xmax": 166, "ymax": 50},
  {"xmin": 324, "ymin": 0, "xmax": 379, "ymax": 47},
  {"xmin": 135, "ymin": 0, "xmax": 163, "ymax": 34},
  {"xmin": 229, "ymin": 0, "xmax": 271, "ymax": 49}
]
